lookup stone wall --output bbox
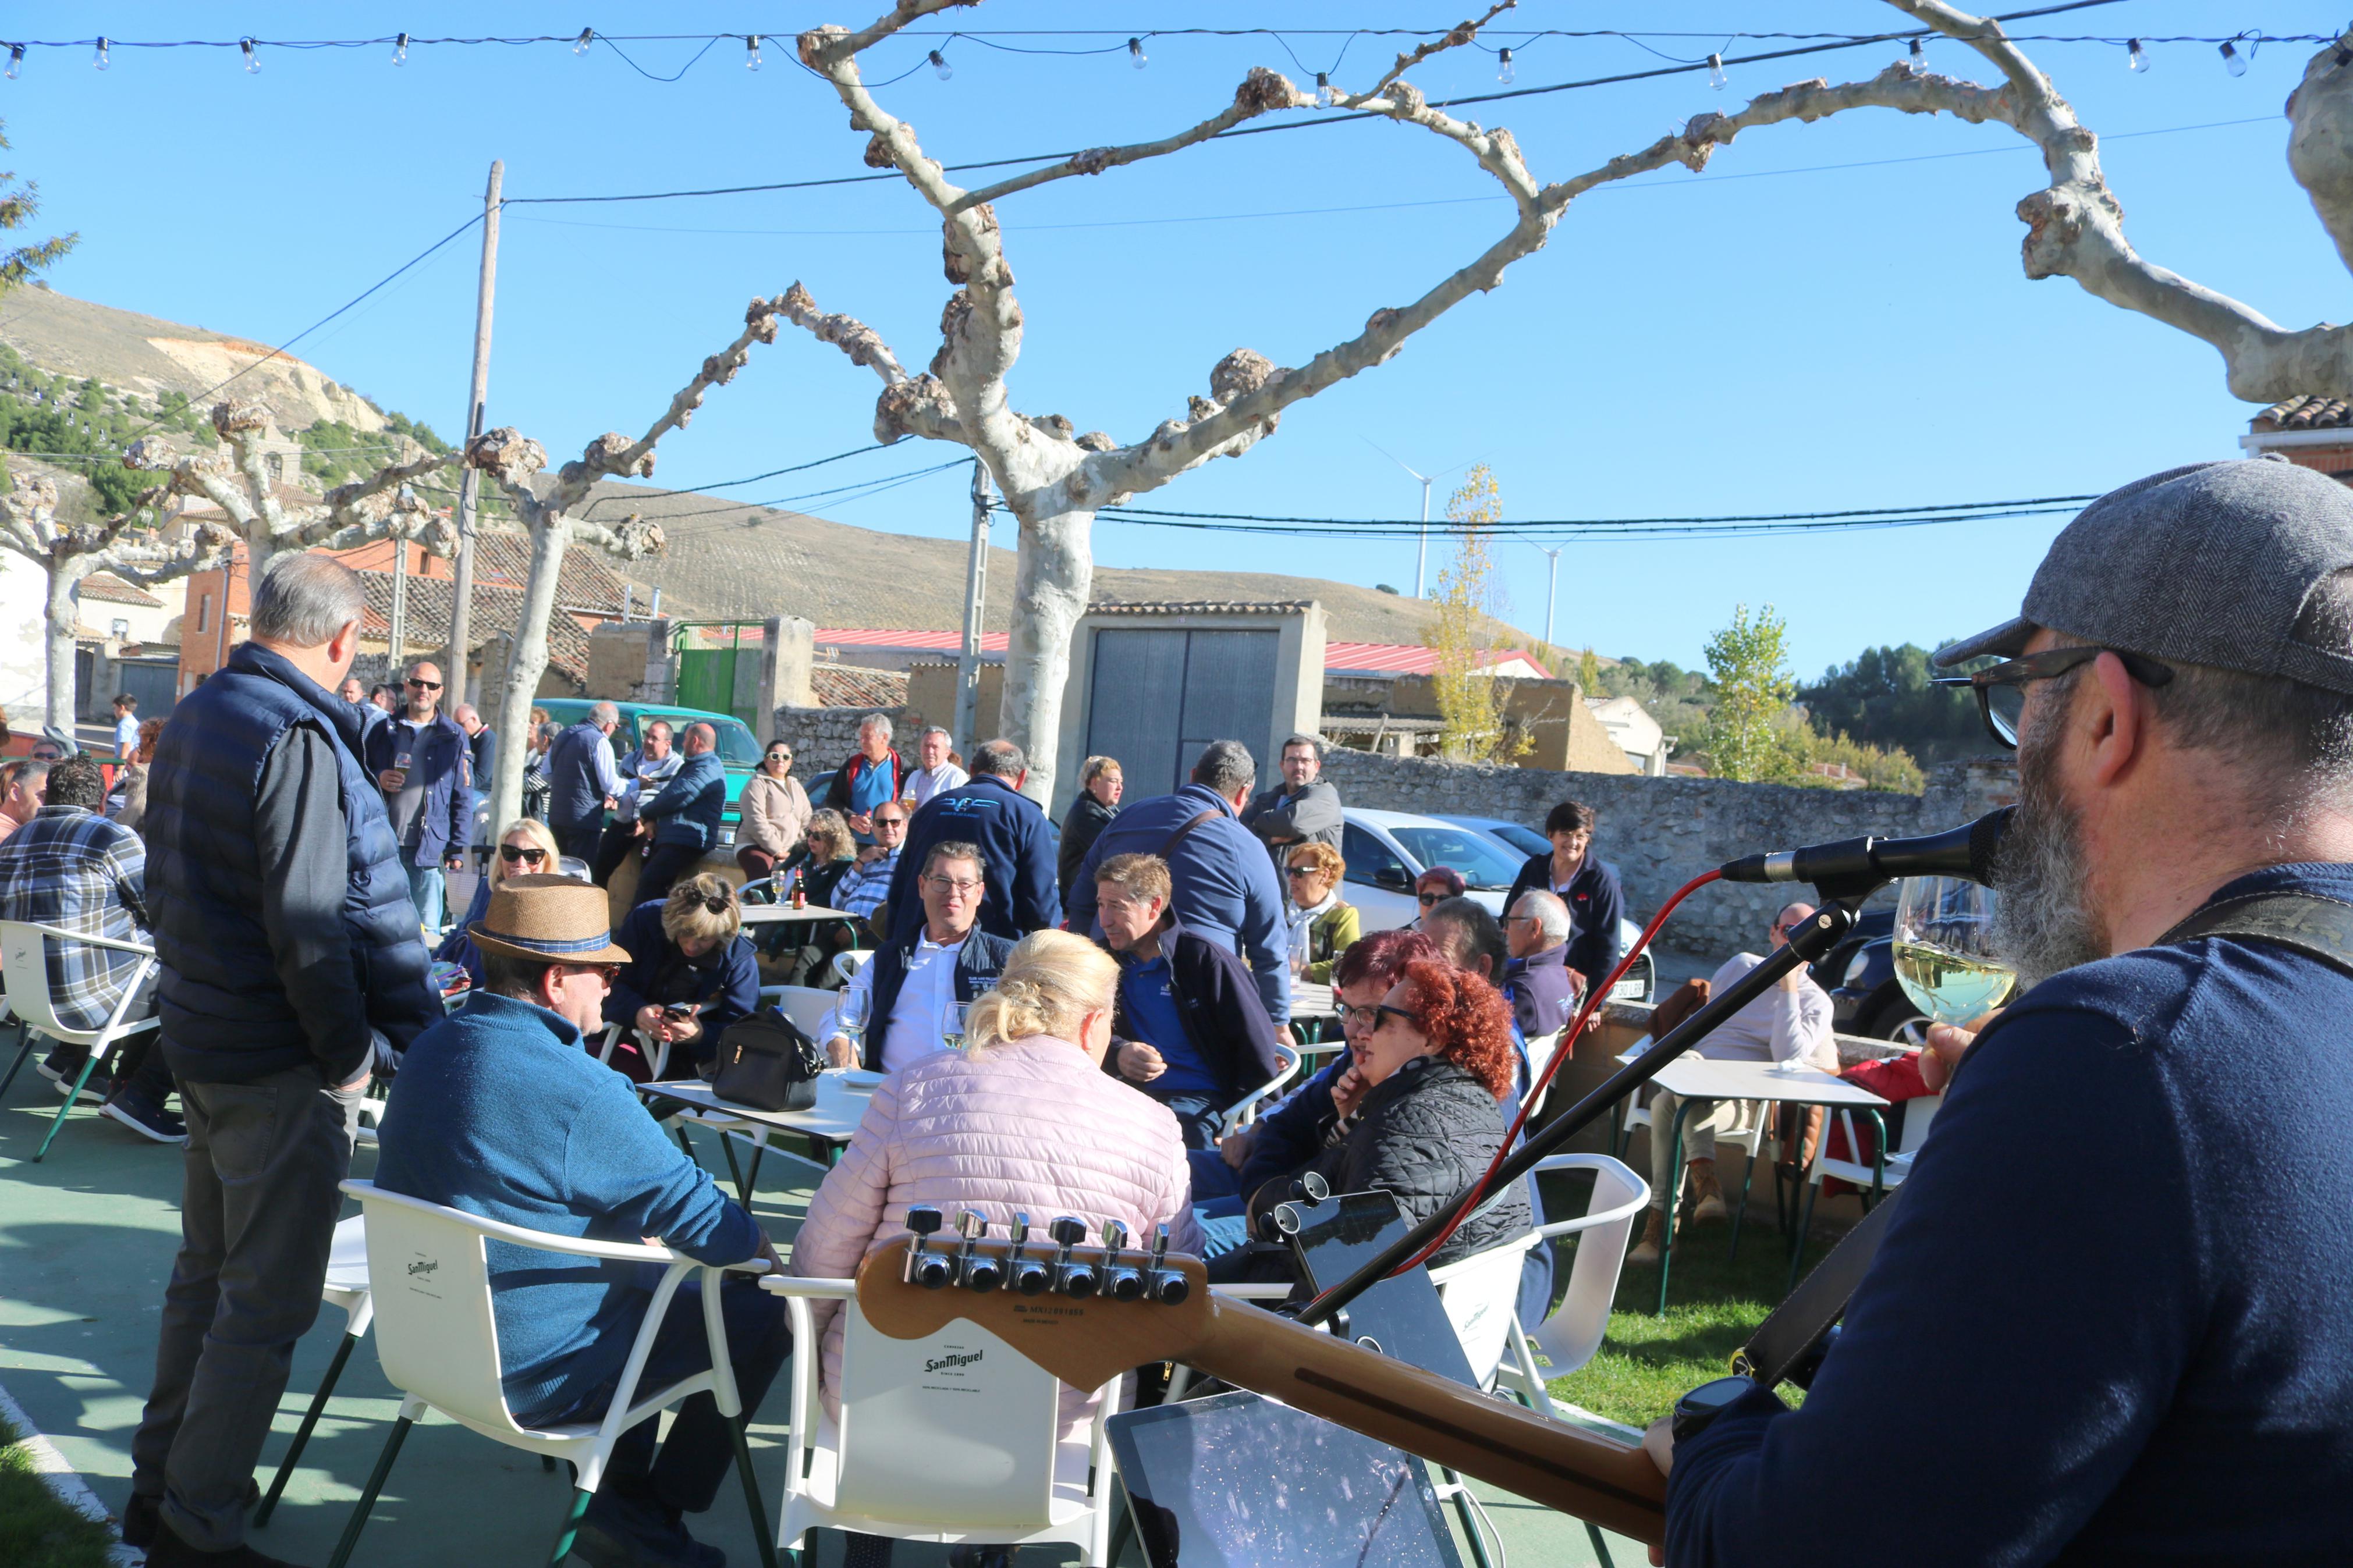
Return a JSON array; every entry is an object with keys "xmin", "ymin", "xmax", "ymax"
[
  {"xmin": 769, "ymin": 703, "xmax": 913, "ymax": 788},
  {"xmin": 1321, "ymin": 747, "xmax": 2016, "ymax": 957}
]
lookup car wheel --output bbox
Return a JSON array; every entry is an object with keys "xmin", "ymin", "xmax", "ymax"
[{"xmin": 1860, "ymin": 989, "xmax": 1931, "ymax": 1047}]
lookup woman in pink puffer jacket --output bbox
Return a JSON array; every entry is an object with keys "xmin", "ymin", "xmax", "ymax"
[{"xmin": 789, "ymin": 929, "xmax": 1202, "ymax": 1434}]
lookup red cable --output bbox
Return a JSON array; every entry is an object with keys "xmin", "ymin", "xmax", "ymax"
[{"xmin": 1383, "ymin": 866, "xmax": 1724, "ymax": 1278}]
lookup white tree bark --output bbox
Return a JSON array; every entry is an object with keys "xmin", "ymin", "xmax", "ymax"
[
  {"xmin": 467, "ymin": 297, "xmax": 783, "ymax": 834},
  {"xmin": 0, "ymin": 472, "xmax": 230, "ymax": 728}
]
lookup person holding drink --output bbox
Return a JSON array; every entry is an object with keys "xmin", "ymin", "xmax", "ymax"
[
  {"xmin": 363, "ymin": 658, "xmax": 473, "ymax": 934},
  {"xmin": 818, "ymin": 840, "xmax": 1012, "ymax": 1072}
]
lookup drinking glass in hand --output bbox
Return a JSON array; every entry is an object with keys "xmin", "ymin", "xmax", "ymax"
[
  {"xmin": 836, "ymin": 989, "xmax": 871, "ymax": 1057},
  {"xmin": 942, "ymin": 1002, "xmax": 968, "ymax": 1053},
  {"xmin": 1892, "ymin": 875, "xmax": 2017, "ymax": 1027}
]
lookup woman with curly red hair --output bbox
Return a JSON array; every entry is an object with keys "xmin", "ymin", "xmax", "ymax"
[{"xmin": 1284, "ymin": 957, "xmax": 1533, "ymax": 1269}]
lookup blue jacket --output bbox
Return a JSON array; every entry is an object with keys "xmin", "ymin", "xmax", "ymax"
[
  {"xmin": 641, "ymin": 749, "xmax": 726, "ymax": 849},
  {"xmin": 1503, "ymin": 848, "xmax": 1625, "ymax": 1000},
  {"xmin": 1064, "ymin": 783, "xmax": 1291, "ymax": 1024},
  {"xmin": 546, "ymin": 719, "xmax": 620, "ymax": 833},
  {"xmin": 885, "ymin": 774, "xmax": 1060, "ymax": 944},
  {"xmin": 372, "ymin": 990, "xmax": 761, "ymax": 1421},
  {"xmin": 1105, "ymin": 913, "xmax": 1284, "ymax": 1103},
  {"xmin": 363, "ymin": 709, "xmax": 474, "ymax": 867},
  {"xmin": 435, "ymin": 874, "xmax": 496, "ymax": 990},
  {"xmin": 604, "ymin": 899, "xmax": 761, "ymax": 1066},
  {"xmin": 145, "ymin": 641, "xmax": 440, "ymax": 1084},
  {"xmin": 864, "ymin": 927, "xmax": 1015, "ymax": 1072}
]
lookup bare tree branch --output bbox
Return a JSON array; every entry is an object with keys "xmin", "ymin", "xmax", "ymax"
[
  {"xmin": 1354, "ymin": 1, "xmax": 1518, "ymax": 102},
  {"xmin": 955, "ymin": 69, "xmax": 1312, "ymax": 209},
  {"xmin": 797, "ymin": 0, "xmax": 975, "ymax": 70},
  {"xmin": 780, "ymin": 280, "xmax": 908, "ymax": 387}
]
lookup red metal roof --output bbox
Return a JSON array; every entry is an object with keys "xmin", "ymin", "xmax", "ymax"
[
  {"xmin": 814, "ymin": 628, "xmax": 1010, "ymax": 653},
  {"xmin": 1324, "ymin": 642, "xmax": 1553, "ymax": 678}
]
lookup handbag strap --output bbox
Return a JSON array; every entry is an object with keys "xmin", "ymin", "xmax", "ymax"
[{"xmin": 1158, "ymin": 808, "xmax": 1222, "ymax": 859}]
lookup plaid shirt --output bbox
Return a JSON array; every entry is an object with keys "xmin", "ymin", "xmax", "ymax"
[
  {"xmin": 0, "ymin": 804, "xmax": 151, "ymax": 1033},
  {"xmin": 833, "ymin": 848, "xmax": 900, "ymax": 923}
]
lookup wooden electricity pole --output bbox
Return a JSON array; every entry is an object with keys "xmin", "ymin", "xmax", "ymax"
[{"xmin": 445, "ymin": 159, "xmax": 502, "ymax": 704}]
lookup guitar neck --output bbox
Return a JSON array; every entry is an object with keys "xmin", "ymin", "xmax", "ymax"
[{"xmin": 1189, "ymin": 1292, "xmax": 1667, "ymax": 1546}]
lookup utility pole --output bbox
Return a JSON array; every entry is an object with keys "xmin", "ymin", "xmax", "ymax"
[
  {"xmin": 388, "ymin": 526, "xmax": 409, "ymax": 667},
  {"xmin": 445, "ymin": 159, "xmax": 502, "ymax": 705},
  {"xmin": 954, "ymin": 458, "xmax": 991, "ymax": 746}
]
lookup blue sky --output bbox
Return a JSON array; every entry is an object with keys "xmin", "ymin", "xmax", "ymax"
[{"xmin": 2, "ymin": 2, "xmax": 2343, "ymax": 678}]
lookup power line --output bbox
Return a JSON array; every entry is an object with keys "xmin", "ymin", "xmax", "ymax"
[
  {"xmin": 590, "ymin": 457, "xmax": 974, "ymax": 529},
  {"xmin": 1071, "ymin": 493, "xmax": 2101, "ymax": 542}
]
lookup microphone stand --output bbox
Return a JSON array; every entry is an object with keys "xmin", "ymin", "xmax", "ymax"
[{"xmin": 1299, "ymin": 899, "xmax": 1860, "ymax": 1328}]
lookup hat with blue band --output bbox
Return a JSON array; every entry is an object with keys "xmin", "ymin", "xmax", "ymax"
[{"xmin": 469, "ymin": 873, "xmax": 633, "ymax": 966}]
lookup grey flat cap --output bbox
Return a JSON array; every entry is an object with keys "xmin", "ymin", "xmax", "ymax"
[{"xmin": 1935, "ymin": 458, "xmax": 2353, "ymax": 695}]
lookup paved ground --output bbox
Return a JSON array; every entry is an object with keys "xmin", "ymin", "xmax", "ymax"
[{"xmin": 0, "ymin": 1050, "xmax": 1648, "ymax": 1567}]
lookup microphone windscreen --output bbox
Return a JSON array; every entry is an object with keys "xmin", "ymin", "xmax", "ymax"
[{"xmin": 1968, "ymin": 806, "xmax": 2013, "ymax": 890}]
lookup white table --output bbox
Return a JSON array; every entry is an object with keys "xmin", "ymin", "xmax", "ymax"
[
  {"xmin": 637, "ymin": 1071, "xmax": 877, "ymax": 1201},
  {"xmin": 1613, "ymin": 1048, "xmax": 1889, "ymax": 1313},
  {"xmin": 737, "ymin": 902, "xmax": 855, "ymax": 927}
]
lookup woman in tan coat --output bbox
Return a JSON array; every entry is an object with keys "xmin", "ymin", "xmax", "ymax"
[{"xmin": 736, "ymin": 737, "xmax": 811, "ymax": 886}]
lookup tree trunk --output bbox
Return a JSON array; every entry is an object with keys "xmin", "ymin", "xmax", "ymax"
[
  {"xmin": 42, "ymin": 567, "xmax": 76, "ymax": 732},
  {"xmin": 487, "ymin": 515, "xmax": 569, "ymax": 836},
  {"xmin": 995, "ymin": 501, "xmax": 1095, "ymax": 808}
]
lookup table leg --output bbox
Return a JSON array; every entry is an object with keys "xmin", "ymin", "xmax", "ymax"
[{"xmin": 1655, "ymin": 1101, "xmax": 1692, "ymax": 1317}]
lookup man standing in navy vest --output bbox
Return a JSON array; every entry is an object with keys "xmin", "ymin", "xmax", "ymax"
[
  {"xmin": 127, "ymin": 554, "xmax": 441, "ymax": 1568},
  {"xmin": 884, "ymin": 738, "xmax": 1060, "ymax": 944}
]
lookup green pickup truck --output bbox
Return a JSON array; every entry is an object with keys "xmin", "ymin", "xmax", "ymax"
[{"xmin": 536, "ymin": 699, "xmax": 766, "ymax": 846}]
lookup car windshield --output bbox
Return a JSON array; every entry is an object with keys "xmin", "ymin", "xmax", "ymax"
[
  {"xmin": 1389, "ymin": 826, "xmax": 1522, "ymax": 891},
  {"xmin": 706, "ymin": 719, "xmax": 761, "ymax": 766}
]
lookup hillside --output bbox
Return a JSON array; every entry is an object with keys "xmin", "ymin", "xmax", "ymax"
[{"xmin": 579, "ymin": 477, "xmax": 1501, "ymax": 647}]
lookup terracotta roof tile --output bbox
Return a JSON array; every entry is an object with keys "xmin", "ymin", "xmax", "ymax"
[
  {"xmin": 810, "ymin": 664, "xmax": 908, "ymax": 709},
  {"xmin": 358, "ymin": 570, "xmax": 593, "ymax": 684},
  {"xmin": 2254, "ymin": 395, "xmax": 2353, "ymax": 433},
  {"xmin": 77, "ymin": 572, "xmax": 165, "ymax": 608}
]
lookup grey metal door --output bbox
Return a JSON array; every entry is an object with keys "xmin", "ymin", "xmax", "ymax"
[
  {"xmin": 113, "ymin": 660, "xmax": 180, "ymax": 720},
  {"xmin": 1084, "ymin": 628, "xmax": 1279, "ymax": 795}
]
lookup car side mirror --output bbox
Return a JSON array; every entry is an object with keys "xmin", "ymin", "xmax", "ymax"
[{"xmin": 1372, "ymin": 866, "xmax": 1411, "ymax": 891}]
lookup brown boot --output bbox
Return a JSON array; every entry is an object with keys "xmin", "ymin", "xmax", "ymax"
[
  {"xmin": 1626, "ymin": 1207, "xmax": 1669, "ymax": 1266},
  {"xmin": 1688, "ymin": 1158, "xmax": 1727, "ymax": 1224}
]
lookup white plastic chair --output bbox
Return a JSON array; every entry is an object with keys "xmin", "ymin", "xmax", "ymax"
[
  {"xmin": 828, "ymin": 948, "xmax": 874, "ymax": 987},
  {"xmin": 0, "ymin": 919, "xmax": 159, "ymax": 1162},
  {"xmin": 1790, "ymin": 1093, "xmax": 1942, "ymax": 1287},
  {"xmin": 596, "ymin": 1022, "xmax": 672, "ymax": 1083},
  {"xmin": 1490, "ymin": 1154, "xmax": 1652, "ymax": 1416},
  {"xmin": 762, "ymin": 983, "xmax": 837, "ymax": 1041},
  {"xmin": 1213, "ymin": 1041, "xmax": 1302, "ymax": 1135},
  {"xmin": 761, "ymin": 1274, "xmax": 1123, "ymax": 1564},
  {"xmin": 327, "ymin": 1180, "xmax": 778, "ymax": 1568},
  {"xmin": 1429, "ymin": 1231, "xmax": 1545, "ymax": 1388},
  {"xmin": 255, "ymin": 1215, "xmax": 373, "ymax": 1527}
]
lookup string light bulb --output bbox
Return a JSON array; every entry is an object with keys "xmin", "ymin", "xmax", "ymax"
[
  {"xmin": 745, "ymin": 33, "xmax": 761, "ymax": 71},
  {"xmin": 2219, "ymin": 39, "xmax": 2248, "ymax": 77},
  {"xmin": 94, "ymin": 37, "xmax": 110, "ymax": 71},
  {"xmin": 2127, "ymin": 38, "xmax": 2149, "ymax": 72},
  {"xmin": 391, "ymin": 32, "xmax": 409, "ymax": 66},
  {"xmin": 1907, "ymin": 38, "xmax": 1926, "ymax": 73},
  {"xmin": 1706, "ymin": 52, "xmax": 1727, "ymax": 91},
  {"xmin": 240, "ymin": 38, "xmax": 260, "ymax": 74},
  {"xmin": 5, "ymin": 44, "xmax": 22, "ymax": 81},
  {"xmin": 572, "ymin": 28, "xmax": 594, "ymax": 57},
  {"xmin": 929, "ymin": 49, "xmax": 952, "ymax": 81},
  {"xmin": 1128, "ymin": 37, "xmax": 1146, "ymax": 69},
  {"xmin": 1496, "ymin": 47, "xmax": 1514, "ymax": 85},
  {"xmin": 1315, "ymin": 71, "xmax": 1337, "ymax": 107}
]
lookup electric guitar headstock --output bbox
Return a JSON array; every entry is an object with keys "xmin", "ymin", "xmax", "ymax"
[{"xmin": 855, "ymin": 1206, "xmax": 1215, "ymax": 1392}]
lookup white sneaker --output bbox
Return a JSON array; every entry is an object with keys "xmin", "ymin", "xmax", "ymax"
[{"xmin": 54, "ymin": 1072, "xmax": 104, "ymax": 1105}]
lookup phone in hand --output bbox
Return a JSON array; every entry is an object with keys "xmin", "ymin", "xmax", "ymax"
[{"xmin": 662, "ymin": 1002, "xmax": 701, "ymax": 1022}]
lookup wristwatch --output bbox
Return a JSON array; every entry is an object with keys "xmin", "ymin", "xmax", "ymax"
[{"xmin": 1670, "ymin": 1375, "xmax": 1755, "ymax": 1445}]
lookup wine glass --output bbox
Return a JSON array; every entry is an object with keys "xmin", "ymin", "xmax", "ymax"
[
  {"xmin": 1891, "ymin": 876, "xmax": 2017, "ymax": 1027},
  {"xmin": 942, "ymin": 1002, "xmax": 968, "ymax": 1053},
  {"xmin": 835, "ymin": 989, "xmax": 871, "ymax": 1065}
]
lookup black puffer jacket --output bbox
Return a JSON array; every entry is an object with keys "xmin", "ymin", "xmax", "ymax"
[
  {"xmin": 1302, "ymin": 1055, "xmax": 1531, "ymax": 1267},
  {"xmin": 1058, "ymin": 791, "xmax": 1117, "ymax": 899}
]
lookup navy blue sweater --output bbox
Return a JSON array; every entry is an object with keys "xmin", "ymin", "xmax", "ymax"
[
  {"xmin": 372, "ymin": 991, "xmax": 761, "ymax": 1420},
  {"xmin": 885, "ymin": 773, "xmax": 1061, "ymax": 944},
  {"xmin": 1669, "ymin": 862, "xmax": 2353, "ymax": 1564},
  {"xmin": 641, "ymin": 749, "xmax": 726, "ymax": 849},
  {"xmin": 605, "ymin": 900, "xmax": 760, "ymax": 1067}
]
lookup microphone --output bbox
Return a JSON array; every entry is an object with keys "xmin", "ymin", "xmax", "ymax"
[{"xmin": 1717, "ymin": 807, "xmax": 2010, "ymax": 893}]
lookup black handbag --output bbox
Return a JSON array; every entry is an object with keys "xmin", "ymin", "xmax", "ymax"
[{"xmin": 711, "ymin": 1008, "xmax": 825, "ymax": 1112}]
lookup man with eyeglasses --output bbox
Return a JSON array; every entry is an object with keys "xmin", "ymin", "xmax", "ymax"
[
  {"xmin": 1626, "ymin": 899, "xmax": 1833, "ymax": 1268},
  {"xmin": 362, "ymin": 659, "xmax": 474, "ymax": 934},
  {"xmin": 1658, "ymin": 459, "xmax": 2353, "ymax": 1562},
  {"xmin": 592, "ymin": 717, "xmax": 681, "ymax": 889},
  {"xmin": 884, "ymin": 737, "xmax": 1060, "ymax": 944},
  {"xmin": 819, "ymin": 841, "xmax": 1013, "ymax": 1072},
  {"xmin": 832, "ymin": 800, "xmax": 908, "ymax": 941}
]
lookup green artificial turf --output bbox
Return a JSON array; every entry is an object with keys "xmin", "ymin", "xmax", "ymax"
[
  {"xmin": 1546, "ymin": 1217, "xmax": 1816, "ymax": 1429},
  {"xmin": 0, "ymin": 1415, "xmax": 118, "ymax": 1568}
]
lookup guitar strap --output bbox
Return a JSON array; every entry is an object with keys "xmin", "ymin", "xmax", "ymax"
[{"xmin": 1733, "ymin": 889, "xmax": 2353, "ymax": 1390}]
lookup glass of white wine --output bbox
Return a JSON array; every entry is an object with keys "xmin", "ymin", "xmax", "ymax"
[
  {"xmin": 942, "ymin": 1001, "xmax": 968, "ymax": 1053},
  {"xmin": 835, "ymin": 989, "xmax": 871, "ymax": 1066},
  {"xmin": 1892, "ymin": 876, "xmax": 2017, "ymax": 1027}
]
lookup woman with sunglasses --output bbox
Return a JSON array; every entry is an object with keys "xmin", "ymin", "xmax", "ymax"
[
  {"xmin": 1411, "ymin": 865, "xmax": 1465, "ymax": 926},
  {"xmin": 737, "ymin": 738, "xmax": 812, "ymax": 888},
  {"xmin": 1282, "ymin": 841, "xmax": 1360, "ymax": 984},
  {"xmin": 604, "ymin": 873, "xmax": 760, "ymax": 1083},
  {"xmin": 434, "ymin": 817, "xmax": 563, "ymax": 988}
]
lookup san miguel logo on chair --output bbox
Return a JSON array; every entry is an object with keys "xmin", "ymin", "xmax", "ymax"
[
  {"xmin": 924, "ymin": 1350, "xmax": 983, "ymax": 1374},
  {"xmin": 406, "ymin": 1257, "xmax": 439, "ymax": 1279}
]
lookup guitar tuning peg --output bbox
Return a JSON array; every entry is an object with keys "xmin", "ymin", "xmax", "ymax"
[
  {"xmin": 1048, "ymin": 1215, "xmax": 1087, "ymax": 1249},
  {"xmin": 1148, "ymin": 1224, "xmax": 1171, "ymax": 1266},
  {"xmin": 902, "ymin": 1204, "xmax": 952, "ymax": 1290},
  {"xmin": 1048, "ymin": 1215, "xmax": 1098, "ymax": 1299},
  {"xmin": 906, "ymin": 1206, "xmax": 943, "ymax": 1238},
  {"xmin": 1009, "ymin": 1210, "xmax": 1052, "ymax": 1296},
  {"xmin": 1009, "ymin": 1213, "xmax": 1032, "ymax": 1246},
  {"xmin": 1100, "ymin": 1219, "xmax": 1144, "ymax": 1301},
  {"xmin": 1101, "ymin": 1219, "xmax": 1130, "ymax": 1253},
  {"xmin": 956, "ymin": 1210, "xmax": 989, "ymax": 1240}
]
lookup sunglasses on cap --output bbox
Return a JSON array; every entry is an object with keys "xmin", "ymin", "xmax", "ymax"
[{"xmin": 499, "ymin": 844, "xmax": 548, "ymax": 866}]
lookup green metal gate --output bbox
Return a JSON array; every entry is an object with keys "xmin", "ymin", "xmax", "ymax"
[{"xmin": 672, "ymin": 622, "xmax": 758, "ymax": 730}]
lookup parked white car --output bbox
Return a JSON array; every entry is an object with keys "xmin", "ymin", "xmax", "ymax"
[{"xmin": 1337, "ymin": 808, "xmax": 1655, "ymax": 1002}]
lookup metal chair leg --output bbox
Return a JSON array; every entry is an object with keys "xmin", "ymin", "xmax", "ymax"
[
  {"xmin": 1729, "ymin": 1136, "xmax": 1762, "ymax": 1261},
  {"xmin": 729, "ymin": 1416, "xmax": 780, "ymax": 1568},
  {"xmin": 1787, "ymin": 1174, "xmax": 1824, "ymax": 1296},
  {"xmin": 327, "ymin": 1413, "xmax": 413, "ymax": 1568},
  {"xmin": 0, "ymin": 1022, "xmax": 33, "ymax": 1098},
  {"xmin": 1653, "ymin": 1104, "xmax": 1690, "ymax": 1317},
  {"xmin": 1585, "ymin": 1520, "xmax": 1617, "ymax": 1567},
  {"xmin": 548, "ymin": 1485, "xmax": 595, "ymax": 1567},
  {"xmin": 716, "ymin": 1129, "xmax": 749, "ymax": 1201},
  {"xmin": 255, "ymin": 1331, "xmax": 361, "ymax": 1526},
  {"xmin": 1443, "ymin": 1469, "xmax": 1494, "ymax": 1568},
  {"xmin": 740, "ymin": 1137, "xmax": 768, "ymax": 1200},
  {"xmin": 541, "ymin": 1453, "xmax": 557, "ymax": 1473},
  {"xmin": 33, "ymin": 1049, "xmax": 105, "ymax": 1162}
]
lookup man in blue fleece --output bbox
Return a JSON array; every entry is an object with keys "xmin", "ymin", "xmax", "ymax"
[
  {"xmin": 1655, "ymin": 459, "xmax": 2353, "ymax": 1563},
  {"xmin": 374, "ymin": 875, "xmax": 787, "ymax": 1568}
]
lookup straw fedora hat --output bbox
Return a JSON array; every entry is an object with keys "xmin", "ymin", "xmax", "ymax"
[{"xmin": 469, "ymin": 874, "xmax": 633, "ymax": 965}]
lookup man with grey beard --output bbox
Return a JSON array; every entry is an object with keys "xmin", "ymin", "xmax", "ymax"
[{"xmin": 1653, "ymin": 458, "xmax": 2353, "ymax": 1564}]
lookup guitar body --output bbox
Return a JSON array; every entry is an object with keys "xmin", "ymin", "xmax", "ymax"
[{"xmin": 855, "ymin": 1232, "xmax": 1667, "ymax": 1546}]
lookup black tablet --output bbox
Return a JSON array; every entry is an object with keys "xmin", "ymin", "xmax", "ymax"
[{"xmin": 1108, "ymin": 1389, "xmax": 1464, "ymax": 1568}]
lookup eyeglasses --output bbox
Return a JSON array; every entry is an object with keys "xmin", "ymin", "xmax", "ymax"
[
  {"xmin": 925, "ymin": 874, "xmax": 981, "ymax": 895},
  {"xmin": 1500, "ymin": 913, "xmax": 1536, "ymax": 926},
  {"xmin": 1372, "ymin": 1003, "xmax": 1420, "ymax": 1030},
  {"xmin": 1417, "ymin": 892, "xmax": 1445, "ymax": 906},
  {"xmin": 498, "ymin": 844, "xmax": 548, "ymax": 865},
  {"xmin": 766, "ymin": 751, "xmax": 792, "ymax": 762},
  {"xmin": 558, "ymin": 962, "xmax": 620, "ymax": 984},
  {"xmin": 875, "ymin": 816, "xmax": 907, "ymax": 830},
  {"xmin": 406, "ymin": 677, "xmax": 442, "ymax": 691},
  {"xmin": 1931, "ymin": 645, "xmax": 2175, "ymax": 749},
  {"xmin": 1284, "ymin": 865, "xmax": 1318, "ymax": 879},
  {"xmin": 1335, "ymin": 1001, "xmax": 1379, "ymax": 1029}
]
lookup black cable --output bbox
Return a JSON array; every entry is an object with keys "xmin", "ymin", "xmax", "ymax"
[
  {"xmin": 575, "ymin": 442, "xmax": 896, "ymax": 516},
  {"xmin": 608, "ymin": 458, "xmax": 972, "ymax": 527},
  {"xmin": 586, "ymin": 33, "xmax": 725, "ymax": 83},
  {"xmin": 1094, "ymin": 493, "xmax": 2103, "ymax": 528}
]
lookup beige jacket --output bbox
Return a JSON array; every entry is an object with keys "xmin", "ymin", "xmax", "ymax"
[{"xmin": 739, "ymin": 771, "xmax": 811, "ymax": 858}]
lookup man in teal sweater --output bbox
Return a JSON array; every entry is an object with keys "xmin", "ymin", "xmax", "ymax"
[{"xmin": 375, "ymin": 875, "xmax": 787, "ymax": 1568}]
